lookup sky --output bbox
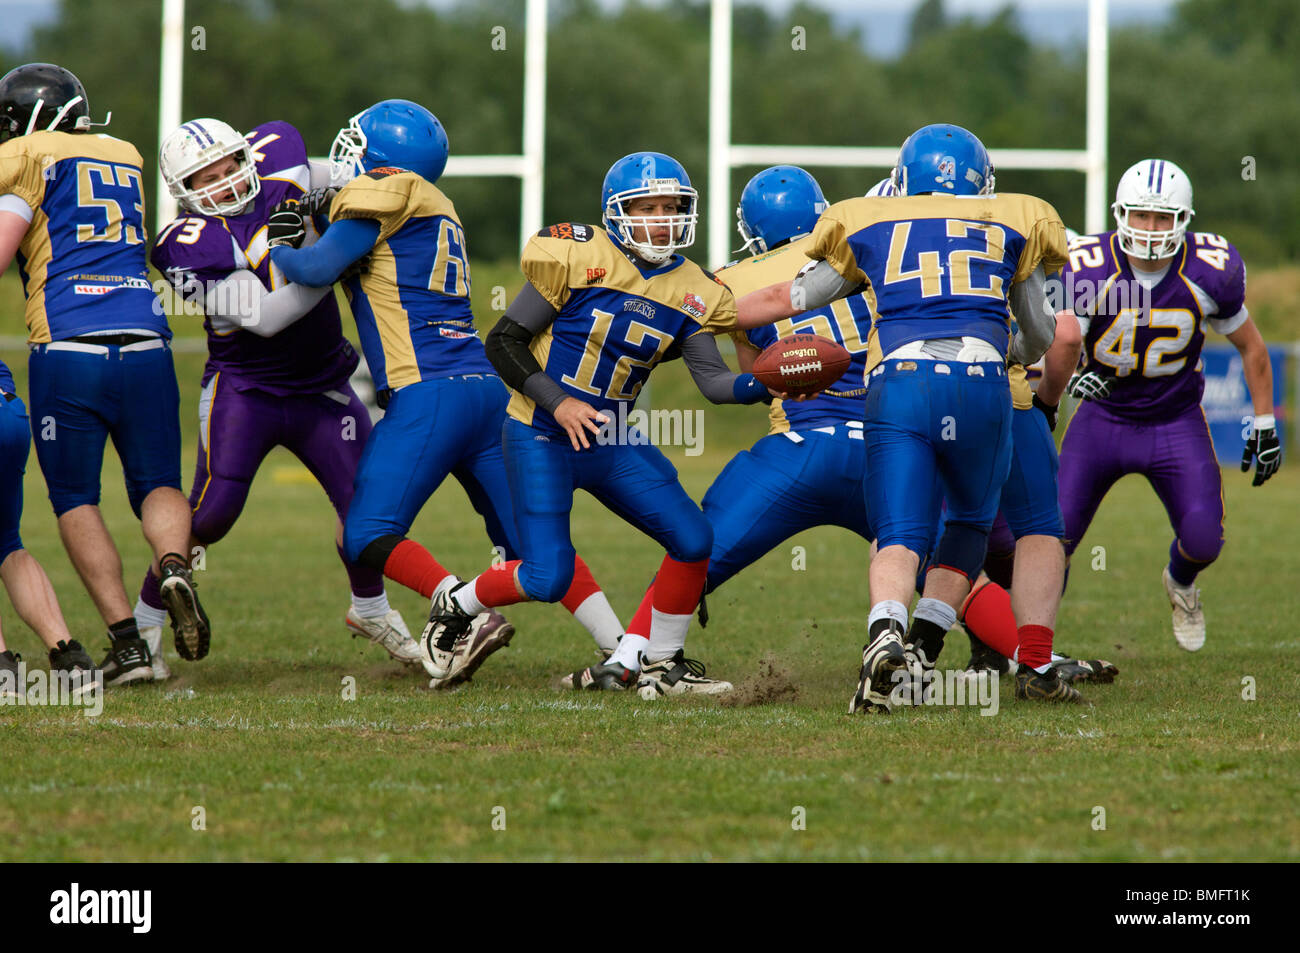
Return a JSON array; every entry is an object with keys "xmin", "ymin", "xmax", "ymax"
[{"xmin": 1, "ymin": 0, "xmax": 1179, "ymax": 58}]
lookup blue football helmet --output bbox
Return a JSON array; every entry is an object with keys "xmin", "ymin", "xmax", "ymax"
[
  {"xmin": 329, "ymin": 99, "xmax": 449, "ymax": 184},
  {"xmin": 602, "ymin": 152, "xmax": 698, "ymax": 265},
  {"xmin": 891, "ymin": 123, "xmax": 995, "ymax": 197},
  {"xmin": 735, "ymin": 165, "xmax": 827, "ymax": 255}
]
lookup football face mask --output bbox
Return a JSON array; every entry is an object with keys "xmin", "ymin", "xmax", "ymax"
[
  {"xmin": 1112, "ymin": 159, "xmax": 1195, "ymax": 261},
  {"xmin": 160, "ymin": 119, "xmax": 260, "ymax": 216},
  {"xmin": 602, "ymin": 152, "xmax": 698, "ymax": 265}
]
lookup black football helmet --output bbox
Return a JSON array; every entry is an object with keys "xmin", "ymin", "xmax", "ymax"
[{"xmin": 0, "ymin": 63, "xmax": 92, "ymax": 143}]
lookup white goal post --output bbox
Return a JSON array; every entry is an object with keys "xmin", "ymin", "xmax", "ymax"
[{"xmin": 706, "ymin": 0, "xmax": 1110, "ymax": 266}]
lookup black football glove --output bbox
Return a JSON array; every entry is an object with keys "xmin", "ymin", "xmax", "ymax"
[
  {"xmin": 339, "ymin": 253, "xmax": 371, "ymax": 282},
  {"xmin": 1067, "ymin": 370, "xmax": 1112, "ymax": 401},
  {"xmin": 266, "ymin": 199, "xmax": 306, "ymax": 249},
  {"xmin": 1032, "ymin": 393, "xmax": 1058, "ymax": 432},
  {"xmin": 298, "ymin": 186, "xmax": 337, "ymax": 221},
  {"xmin": 1241, "ymin": 419, "xmax": 1281, "ymax": 486}
]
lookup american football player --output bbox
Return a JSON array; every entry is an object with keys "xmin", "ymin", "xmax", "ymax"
[
  {"xmin": 1054, "ymin": 159, "xmax": 1279, "ymax": 651},
  {"xmin": 737, "ymin": 123, "xmax": 1070, "ymax": 712},
  {"xmin": 0, "ymin": 354, "xmax": 96, "ymax": 684},
  {"xmin": 0, "ymin": 63, "xmax": 206, "ymax": 683},
  {"xmin": 271, "ymin": 100, "xmax": 628, "ymax": 688},
  {"xmin": 137, "ymin": 116, "xmax": 420, "ymax": 674},
  {"xmin": 420, "ymin": 151, "xmax": 771, "ymax": 696}
]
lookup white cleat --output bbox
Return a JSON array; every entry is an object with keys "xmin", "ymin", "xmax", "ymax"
[
  {"xmin": 637, "ymin": 651, "xmax": 732, "ymax": 699},
  {"xmin": 427, "ymin": 610, "xmax": 515, "ymax": 691},
  {"xmin": 139, "ymin": 624, "xmax": 172, "ymax": 681},
  {"xmin": 1162, "ymin": 566, "xmax": 1206, "ymax": 652},
  {"xmin": 346, "ymin": 607, "xmax": 423, "ymax": 666},
  {"xmin": 419, "ymin": 583, "xmax": 475, "ymax": 679}
]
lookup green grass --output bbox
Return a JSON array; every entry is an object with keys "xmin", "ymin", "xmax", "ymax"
[{"xmin": 1, "ymin": 267, "xmax": 1298, "ymax": 861}]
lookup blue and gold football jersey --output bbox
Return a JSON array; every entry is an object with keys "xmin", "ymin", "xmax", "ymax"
[
  {"xmin": 506, "ymin": 225, "xmax": 738, "ymax": 434},
  {"xmin": 808, "ymin": 193, "xmax": 1067, "ymax": 357},
  {"xmin": 0, "ymin": 130, "xmax": 166, "ymax": 343},
  {"xmin": 329, "ymin": 167, "xmax": 492, "ymax": 391},
  {"xmin": 716, "ymin": 236, "xmax": 870, "ymax": 434}
]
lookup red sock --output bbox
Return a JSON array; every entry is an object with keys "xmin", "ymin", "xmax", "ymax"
[
  {"xmin": 382, "ymin": 540, "xmax": 451, "ymax": 598},
  {"xmin": 960, "ymin": 579, "xmax": 1020, "ymax": 659},
  {"xmin": 1017, "ymin": 624, "xmax": 1054, "ymax": 670},
  {"xmin": 652, "ymin": 556, "xmax": 708, "ymax": 614},
  {"xmin": 474, "ymin": 559, "xmax": 525, "ymax": 608},
  {"xmin": 627, "ymin": 583, "xmax": 656, "ymax": 639},
  {"xmin": 560, "ymin": 556, "xmax": 600, "ymax": 613}
]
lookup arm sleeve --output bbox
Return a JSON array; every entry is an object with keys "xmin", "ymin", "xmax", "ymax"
[
  {"xmin": 792, "ymin": 259, "xmax": 860, "ymax": 311},
  {"xmin": 270, "ymin": 217, "xmax": 380, "ymax": 286},
  {"xmin": 483, "ymin": 283, "xmax": 571, "ymax": 414},
  {"xmin": 1007, "ymin": 264, "xmax": 1058, "ymax": 366},
  {"xmin": 203, "ymin": 270, "xmax": 330, "ymax": 337},
  {"xmin": 681, "ymin": 332, "xmax": 768, "ymax": 404}
]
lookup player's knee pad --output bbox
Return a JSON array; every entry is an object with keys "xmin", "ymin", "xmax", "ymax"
[
  {"xmin": 520, "ymin": 558, "xmax": 575, "ymax": 604},
  {"xmin": 353, "ymin": 533, "xmax": 405, "ymax": 572},
  {"xmin": 931, "ymin": 521, "xmax": 990, "ymax": 582},
  {"xmin": 1175, "ymin": 516, "xmax": 1224, "ymax": 565},
  {"xmin": 667, "ymin": 513, "xmax": 713, "ymax": 565}
]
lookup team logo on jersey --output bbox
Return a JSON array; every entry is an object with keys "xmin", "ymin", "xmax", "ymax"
[
  {"xmin": 439, "ymin": 328, "xmax": 476, "ymax": 339},
  {"xmin": 623, "ymin": 299, "xmax": 656, "ymax": 320},
  {"xmin": 585, "ymin": 267, "xmax": 606, "ymax": 284},
  {"xmin": 363, "ymin": 167, "xmax": 406, "ymax": 179},
  {"xmin": 542, "ymin": 223, "xmax": 592, "ymax": 242},
  {"xmin": 681, "ymin": 292, "xmax": 707, "ymax": 319}
]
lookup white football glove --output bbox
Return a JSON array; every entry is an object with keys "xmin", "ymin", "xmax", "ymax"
[{"xmin": 1067, "ymin": 370, "xmax": 1112, "ymax": 401}]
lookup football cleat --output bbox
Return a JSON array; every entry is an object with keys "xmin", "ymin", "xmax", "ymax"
[
  {"xmin": 139, "ymin": 625, "xmax": 172, "ymax": 680},
  {"xmin": 850, "ymin": 626, "xmax": 907, "ymax": 714},
  {"xmin": 1014, "ymin": 666, "xmax": 1084, "ymax": 704},
  {"xmin": 159, "ymin": 559, "xmax": 211, "ymax": 661},
  {"xmin": 962, "ymin": 627, "xmax": 1011, "ymax": 678},
  {"xmin": 0, "ymin": 650, "xmax": 21, "ymax": 698},
  {"xmin": 896, "ymin": 640, "xmax": 939, "ymax": 706},
  {"xmin": 420, "ymin": 582, "xmax": 475, "ymax": 679},
  {"xmin": 48, "ymin": 638, "xmax": 95, "ymax": 674},
  {"xmin": 1162, "ymin": 566, "xmax": 1205, "ymax": 651},
  {"xmin": 346, "ymin": 607, "xmax": 422, "ymax": 666},
  {"xmin": 98, "ymin": 636, "xmax": 155, "ymax": 687},
  {"xmin": 637, "ymin": 651, "xmax": 732, "ymax": 698},
  {"xmin": 429, "ymin": 610, "xmax": 515, "ymax": 691},
  {"xmin": 561, "ymin": 658, "xmax": 639, "ymax": 692},
  {"xmin": 1052, "ymin": 655, "xmax": 1119, "ymax": 685}
]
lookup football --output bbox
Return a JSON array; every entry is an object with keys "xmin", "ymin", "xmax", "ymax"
[{"xmin": 751, "ymin": 334, "xmax": 851, "ymax": 396}]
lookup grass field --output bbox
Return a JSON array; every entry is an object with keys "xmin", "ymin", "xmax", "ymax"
[{"xmin": 1, "ymin": 269, "xmax": 1298, "ymax": 862}]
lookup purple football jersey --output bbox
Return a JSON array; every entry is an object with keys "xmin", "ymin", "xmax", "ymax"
[
  {"xmin": 151, "ymin": 120, "xmax": 357, "ymax": 394},
  {"xmin": 1064, "ymin": 229, "xmax": 1246, "ymax": 420}
]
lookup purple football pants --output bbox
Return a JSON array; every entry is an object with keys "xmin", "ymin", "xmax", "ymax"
[{"xmin": 1058, "ymin": 400, "xmax": 1225, "ymax": 565}]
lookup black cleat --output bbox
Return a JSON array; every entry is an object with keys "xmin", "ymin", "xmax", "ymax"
[
  {"xmin": 850, "ymin": 625, "xmax": 907, "ymax": 714},
  {"xmin": 0, "ymin": 650, "xmax": 21, "ymax": 698},
  {"xmin": 160, "ymin": 559, "xmax": 210, "ymax": 661},
  {"xmin": 963, "ymin": 625, "xmax": 1010, "ymax": 677},
  {"xmin": 98, "ymin": 637, "xmax": 155, "ymax": 686},
  {"xmin": 1014, "ymin": 666, "xmax": 1085, "ymax": 703},
  {"xmin": 1052, "ymin": 654, "xmax": 1119, "ymax": 685},
  {"xmin": 561, "ymin": 659, "xmax": 639, "ymax": 691}
]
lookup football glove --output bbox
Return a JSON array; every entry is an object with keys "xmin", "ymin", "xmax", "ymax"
[
  {"xmin": 1032, "ymin": 393, "xmax": 1058, "ymax": 432},
  {"xmin": 1241, "ymin": 417, "xmax": 1281, "ymax": 486},
  {"xmin": 266, "ymin": 199, "xmax": 306, "ymax": 249},
  {"xmin": 298, "ymin": 186, "xmax": 337, "ymax": 221},
  {"xmin": 1067, "ymin": 370, "xmax": 1112, "ymax": 401}
]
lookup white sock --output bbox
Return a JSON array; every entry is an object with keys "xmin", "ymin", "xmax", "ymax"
[
  {"xmin": 134, "ymin": 598, "xmax": 167, "ymax": 630},
  {"xmin": 351, "ymin": 592, "xmax": 391, "ymax": 618},
  {"xmin": 912, "ymin": 597, "xmax": 957, "ymax": 632},
  {"xmin": 453, "ymin": 579, "xmax": 486, "ymax": 616},
  {"xmin": 645, "ymin": 608, "xmax": 691, "ymax": 664},
  {"xmin": 609, "ymin": 633, "xmax": 648, "ymax": 670},
  {"xmin": 868, "ymin": 600, "xmax": 909, "ymax": 634},
  {"xmin": 571, "ymin": 591, "xmax": 623, "ymax": 654}
]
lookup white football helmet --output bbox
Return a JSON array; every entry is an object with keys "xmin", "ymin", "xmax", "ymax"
[
  {"xmin": 160, "ymin": 118, "xmax": 259, "ymax": 216},
  {"xmin": 865, "ymin": 177, "xmax": 898, "ymax": 197},
  {"xmin": 1112, "ymin": 159, "xmax": 1194, "ymax": 260}
]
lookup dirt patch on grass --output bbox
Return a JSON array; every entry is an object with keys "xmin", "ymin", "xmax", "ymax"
[{"xmin": 720, "ymin": 654, "xmax": 798, "ymax": 707}]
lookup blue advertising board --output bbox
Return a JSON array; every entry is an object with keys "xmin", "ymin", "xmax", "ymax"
[{"xmin": 1200, "ymin": 344, "xmax": 1288, "ymax": 465}]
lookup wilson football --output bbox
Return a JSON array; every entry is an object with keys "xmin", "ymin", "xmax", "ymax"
[{"xmin": 752, "ymin": 334, "xmax": 851, "ymax": 396}]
